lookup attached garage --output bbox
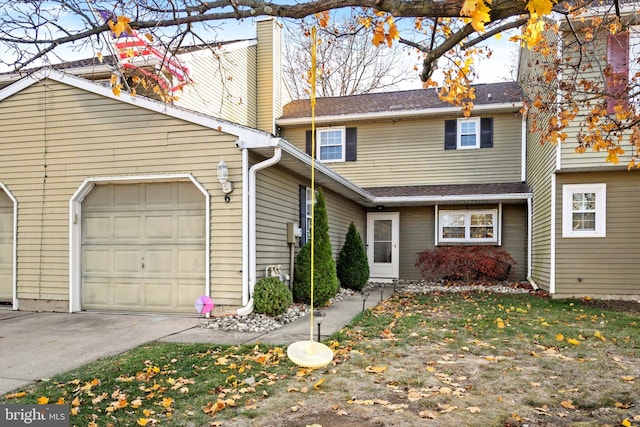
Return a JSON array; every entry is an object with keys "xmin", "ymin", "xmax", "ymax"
[
  {"xmin": 80, "ymin": 181, "xmax": 206, "ymax": 313},
  {"xmin": 0, "ymin": 189, "xmax": 13, "ymax": 303}
]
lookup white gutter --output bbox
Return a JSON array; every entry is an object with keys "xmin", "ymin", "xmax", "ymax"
[
  {"xmin": 372, "ymin": 192, "xmax": 532, "ymax": 205},
  {"xmin": 276, "ymin": 102, "xmax": 522, "ymax": 126},
  {"xmin": 237, "ymin": 146, "xmax": 282, "ymax": 316}
]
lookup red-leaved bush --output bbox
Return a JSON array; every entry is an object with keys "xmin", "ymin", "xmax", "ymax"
[{"xmin": 415, "ymin": 246, "xmax": 516, "ymax": 282}]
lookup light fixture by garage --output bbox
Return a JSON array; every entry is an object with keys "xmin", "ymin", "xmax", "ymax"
[{"xmin": 217, "ymin": 159, "xmax": 234, "ymax": 202}]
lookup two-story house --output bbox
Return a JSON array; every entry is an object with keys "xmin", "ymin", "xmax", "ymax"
[
  {"xmin": 276, "ymin": 84, "xmax": 530, "ymax": 283},
  {"xmin": 519, "ymin": 5, "xmax": 640, "ymax": 299}
]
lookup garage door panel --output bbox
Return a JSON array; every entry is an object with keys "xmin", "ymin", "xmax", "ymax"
[
  {"xmin": 114, "ymin": 250, "xmax": 143, "ymax": 275},
  {"xmin": 84, "ymin": 217, "xmax": 112, "ymax": 240},
  {"xmin": 146, "ymin": 183, "xmax": 174, "ymax": 205},
  {"xmin": 114, "ymin": 282, "xmax": 143, "ymax": 306},
  {"xmin": 178, "ymin": 249, "xmax": 205, "ymax": 275},
  {"xmin": 145, "ymin": 249, "xmax": 173, "ymax": 274},
  {"xmin": 114, "ymin": 185, "xmax": 141, "ymax": 206},
  {"xmin": 82, "ymin": 182, "xmax": 205, "ymax": 313},
  {"xmin": 145, "ymin": 216, "xmax": 174, "ymax": 239},
  {"xmin": 178, "ymin": 215, "xmax": 205, "ymax": 239},
  {"xmin": 82, "ymin": 280, "xmax": 110, "ymax": 307},
  {"xmin": 83, "ymin": 249, "xmax": 112, "ymax": 274},
  {"xmin": 114, "ymin": 216, "xmax": 142, "ymax": 239}
]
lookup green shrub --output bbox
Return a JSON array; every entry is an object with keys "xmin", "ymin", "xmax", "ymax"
[
  {"xmin": 415, "ymin": 245, "xmax": 516, "ymax": 282},
  {"xmin": 253, "ymin": 276, "xmax": 292, "ymax": 317},
  {"xmin": 293, "ymin": 188, "xmax": 339, "ymax": 306},
  {"xmin": 337, "ymin": 222, "xmax": 369, "ymax": 291}
]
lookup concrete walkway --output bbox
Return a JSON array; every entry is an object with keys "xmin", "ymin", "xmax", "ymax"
[{"xmin": 0, "ymin": 284, "xmax": 398, "ymax": 396}]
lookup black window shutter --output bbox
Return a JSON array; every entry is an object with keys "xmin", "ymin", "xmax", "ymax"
[
  {"xmin": 305, "ymin": 130, "xmax": 313, "ymax": 157},
  {"xmin": 480, "ymin": 117, "xmax": 493, "ymax": 148},
  {"xmin": 444, "ymin": 120, "xmax": 457, "ymax": 150},
  {"xmin": 299, "ymin": 185, "xmax": 307, "ymax": 246},
  {"xmin": 345, "ymin": 127, "xmax": 357, "ymax": 161}
]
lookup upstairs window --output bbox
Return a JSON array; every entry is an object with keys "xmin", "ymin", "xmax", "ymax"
[
  {"xmin": 444, "ymin": 117, "xmax": 493, "ymax": 150},
  {"xmin": 305, "ymin": 127, "xmax": 357, "ymax": 162},
  {"xmin": 562, "ymin": 184, "xmax": 607, "ymax": 238},
  {"xmin": 318, "ymin": 127, "xmax": 345, "ymax": 162},
  {"xmin": 438, "ymin": 209, "xmax": 498, "ymax": 243},
  {"xmin": 458, "ymin": 118, "xmax": 480, "ymax": 149}
]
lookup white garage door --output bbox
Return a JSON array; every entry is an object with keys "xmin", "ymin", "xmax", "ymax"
[
  {"xmin": 0, "ymin": 191, "xmax": 13, "ymax": 302},
  {"xmin": 81, "ymin": 182, "xmax": 205, "ymax": 313}
]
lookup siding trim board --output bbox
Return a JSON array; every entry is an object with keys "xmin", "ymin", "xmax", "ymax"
[
  {"xmin": 0, "ymin": 182, "xmax": 18, "ymax": 310},
  {"xmin": 69, "ymin": 173, "xmax": 211, "ymax": 313}
]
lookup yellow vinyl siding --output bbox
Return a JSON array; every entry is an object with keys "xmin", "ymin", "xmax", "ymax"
[
  {"xmin": 256, "ymin": 19, "xmax": 282, "ymax": 134},
  {"xmin": 176, "ymin": 43, "xmax": 258, "ymax": 127},
  {"xmin": 0, "ymin": 80, "xmax": 244, "ymax": 308},
  {"xmin": 280, "ymin": 113, "xmax": 523, "ymax": 187},
  {"xmin": 255, "ymin": 163, "xmax": 366, "ymax": 281},
  {"xmin": 555, "ymin": 171, "xmax": 640, "ymax": 297}
]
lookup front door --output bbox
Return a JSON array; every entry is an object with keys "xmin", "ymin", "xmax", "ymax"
[{"xmin": 367, "ymin": 212, "xmax": 399, "ymax": 281}]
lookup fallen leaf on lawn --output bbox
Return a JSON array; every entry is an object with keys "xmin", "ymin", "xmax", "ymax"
[
  {"xmin": 337, "ymin": 410, "xmax": 348, "ymax": 416},
  {"xmin": 419, "ymin": 409, "xmax": 438, "ymax": 419},
  {"xmin": 467, "ymin": 406, "xmax": 481, "ymax": 413},
  {"xmin": 438, "ymin": 404, "xmax": 458, "ymax": 413},
  {"xmin": 530, "ymin": 382, "xmax": 541, "ymax": 387},
  {"xmin": 365, "ymin": 365, "xmax": 388, "ymax": 374},
  {"xmin": 561, "ymin": 400, "xmax": 576, "ymax": 410},
  {"xmin": 136, "ymin": 418, "xmax": 149, "ymax": 426},
  {"xmin": 131, "ymin": 398, "xmax": 143, "ymax": 409},
  {"xmin": 594, "ymin": 331, "xmax": 606, "ymax": 341},
  {"xmin": 92, "ymin": 392, "xmax": 108, "ymax": 404},
  {"xmin": 615, "ymin": 402, "xmax": 632, "ymax": 409},
  {"xmin": 37, "ymin": 396, "xmax": 49, "ymax": 404},
  {"xmin": 555, "ymin": 333, "xmax": 565, "ymax": 341},
  {"xmin": 313, "ymin": 378, "xmax": 325, "ymax": 389},
  {"xmin": 496, "ymin": 318, "xmax": 505, "ymax": 328},
  {"xmin": 566, "ymin": 338, "xmax": 581, "ymax": 345},
  {"xmin": 535, "ymin": 405, "xmax": 552, "ymax": 416},
  {"xmin": 162, "ymin": 397, "xmax": 174, "ymax": 408},
  {"xmin": 621, "ymin": 375, "xmax": 636, "ymax": 382},
  {"xmin": 407, "ymin": 390, "xmax": 423, "ymax": 402},
  {"xmin": 5, "ymin": 391, "xmax": 27, "ymax": 399},
  {"xmin": 290, "ymin": 405, "xmax": 299, "ymax": 412},
  {"xmin": 621, "ymin": 419, "xmax": 631, "ymax": 427}
]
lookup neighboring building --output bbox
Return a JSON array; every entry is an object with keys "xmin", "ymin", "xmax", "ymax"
[
  {"xmin": 276, "ymin": 83, "xmax": 530, "ymax": 283},
  {"xmin": 519, "ymin": 5, "xmax": 640, "ymax": 299}
]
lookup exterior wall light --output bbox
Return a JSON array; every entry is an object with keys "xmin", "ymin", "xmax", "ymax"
[{"xmin": 217, "ymin": 159, "xmax": 234, "ymax": 202}]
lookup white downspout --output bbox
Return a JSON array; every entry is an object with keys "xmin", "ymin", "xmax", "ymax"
[
  {"xmin": 237, "ymin": 146, "xmax": 282, "ymax": 315},
  {"xmin": 241, "ymin": 148, "xmax": 250, "ymax": 306}
]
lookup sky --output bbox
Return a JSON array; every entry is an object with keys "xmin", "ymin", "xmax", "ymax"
[{"xmin": 0, "ymin": 11, "xmax": 520, "ymax": 87}]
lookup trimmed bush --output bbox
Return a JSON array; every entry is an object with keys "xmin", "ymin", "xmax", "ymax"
[
  {"xmin": 337, "ymin": 222, "xmax": 369, "ymax": 291},
  {"xmin": 416, "ymin": 245, "xmax": 516, "ymax": 282},
  {"xmin": 292, "ymin": 188, "xmax": 339, "ymax": 306},
  {"xmin": 253, "ymin": 276, "xmax": 292, "ymax": 317}
]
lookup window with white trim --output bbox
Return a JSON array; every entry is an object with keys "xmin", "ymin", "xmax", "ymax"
[
  {"xmin": 457, "ymin": 118, "xmax": 480, "ymax": 149},
  {"xmin": 318, "ymin": 127, "xmax": 345, "ymax": 162},
  {"xmin": 438, "ymin": 209, "xmax": 498, "ymax": 243},
  {"xmin": 562, "ymin": 184, "xmax": 606, "ymax": 238}
]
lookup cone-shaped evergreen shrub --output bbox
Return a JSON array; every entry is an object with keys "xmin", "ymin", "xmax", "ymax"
[
  {"xmin": 292, "ymin": 188, "xmax": 339, "ymax": 306},
  {"xmin": 337, "ymin": 222, "xmax": 369, "ymax": 291}
]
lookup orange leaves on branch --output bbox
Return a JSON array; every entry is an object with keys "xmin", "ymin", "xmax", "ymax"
[
  {"xmin": 107, "ymin": 16, "xmax": 133, "ymax": 38},
  {"xmin": 460, "ymin": 0, "xmax": 492, "ymax": 32}
]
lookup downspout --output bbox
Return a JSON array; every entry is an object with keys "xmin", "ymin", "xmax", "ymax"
[
  {"xmin": 526, "ymin": 196, "xmax": 539, "ymax": 290},
  {"xmin": 241, "ymin": 148, "xmax": 250, "ymax": 306},
  {"xmin": 237, "ymin": 146, "xmax": 282, "ymax": 315}
]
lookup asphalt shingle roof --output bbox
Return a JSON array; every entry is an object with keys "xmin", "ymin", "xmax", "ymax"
[
  {"xmin": 280, "ymin": 81, "xmax": 523, "ymax": 120},
  {"xmin": 365, "ymin": 182, "xmax": 531, "ymax": 198}
]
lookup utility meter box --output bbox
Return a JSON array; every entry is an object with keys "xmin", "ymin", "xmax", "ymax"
[{"xmin": 287, "ymin": 222, "xmax": 301, "ymax": 243}]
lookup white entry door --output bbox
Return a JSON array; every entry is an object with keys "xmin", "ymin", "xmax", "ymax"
[{"xmin": 367, "ymin": 212, "xmax": 399, "ymax": 281}]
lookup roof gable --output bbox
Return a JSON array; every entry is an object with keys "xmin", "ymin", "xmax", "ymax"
[{"xmin": 0, "ymin": 68, "xmax": 275, "ymax": 146}]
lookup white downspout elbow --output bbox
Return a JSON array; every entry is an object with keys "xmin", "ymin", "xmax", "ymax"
[{"xmin": 237, "ymin": 146, "xmax": 282, "ymax": 315}]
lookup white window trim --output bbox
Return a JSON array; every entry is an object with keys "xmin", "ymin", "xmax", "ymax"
[
  {"xmin": 438, "ymin": 208, "xmax": 499, "ymax": 243},
  {"xmin": 457, "ymin": 117, "xmax": 480, "ymax": 150},
  {"xmin": 317, "ymin": 126, "xmax": 346, "ymax": 163},
  {"xmin": 562, "ymin": 183, "xmax": 606, "ymax": 238},
  {"xmin": 304, "ymin": 187, "xmax": 318, "ymax": 242}
]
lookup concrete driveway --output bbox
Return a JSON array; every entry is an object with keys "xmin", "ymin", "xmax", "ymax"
[{"xmin": 0, "ymin": 310, "xmax": 199, "ymax": 395}]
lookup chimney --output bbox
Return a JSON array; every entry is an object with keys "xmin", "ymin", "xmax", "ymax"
[{"xmin": 255, "ymin": 18, "xmax": 283, "ymax": 134}]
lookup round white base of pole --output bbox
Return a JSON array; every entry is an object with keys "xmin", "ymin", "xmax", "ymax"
[{"xmin": 287, "ymin": 340, "xmax": 334, "ymax": 368}]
